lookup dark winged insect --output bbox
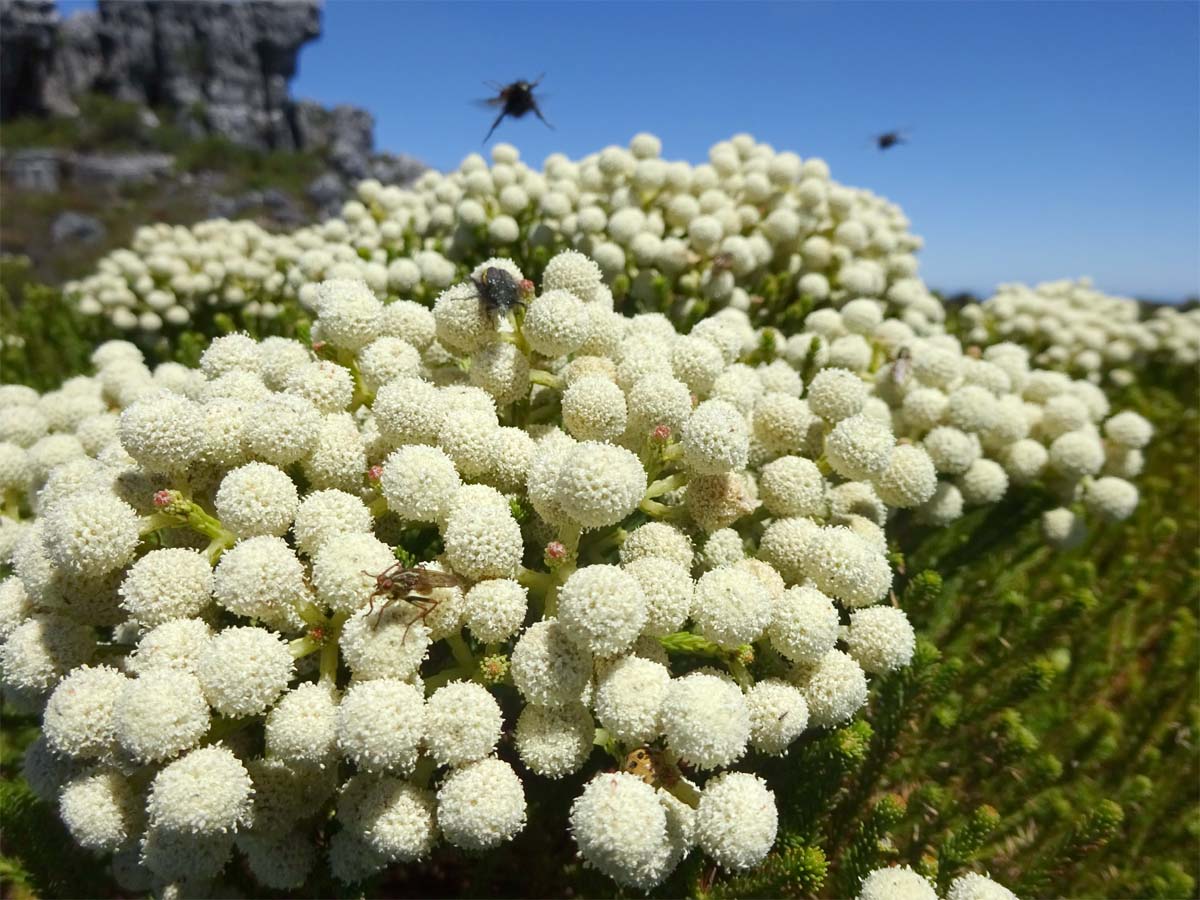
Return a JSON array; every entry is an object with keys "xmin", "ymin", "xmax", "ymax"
[
  {"xmin": 479, "ymin": 75, "xmax": 553, "ymax": 143},
  {"xmin": 364, "ymin": 562, "xmax": 460, "ymax": 635},
  {"xmin": 875, "ymin": 130, "xmax": 908, "ymax": 151},
  {"xmin": 891, "ymin": 346, "xmax": 912, "ymax": 385},
  {"xmin": 472, "ymin": 266, "xmax": 525, "ymax": 317}
]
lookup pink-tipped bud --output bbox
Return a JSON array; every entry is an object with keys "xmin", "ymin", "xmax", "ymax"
[
  {"xmin": 367, "ymin": 464, "xmax": 384, "ymax": 482},
  {"xmin": 153, "ymin": 489, "xmax": 189, "ymax": 515},
  {"xmin": 518, "ymin": 278, "xmax": 535, "ymax": 299},
  {"xmin": 545, "ymin": 541, "xmax": 567, "ymax": 562},
  {"xmin": 311, "ymin": 340, "xmax": 328, "ymax": 354},
  {"xmin": 153, "ymin": 490, "xmax": 173, "ymax": 509},
  {"xmin": 651, "ymin": 424, "xmax": 672, "ymax": 444}
]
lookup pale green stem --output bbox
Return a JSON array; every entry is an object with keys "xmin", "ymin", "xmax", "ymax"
[
  {"xmin": 204, "ymin": 715, "xmax": 252, "ymax": 746},
  {"xmin": 318, "ymin": 611, "xmax": 350, "ymax": 686},
  {"xmin": 289, "ymin": 635, "xmax": 322, "ymax": 659},
  {"xmin": 517, "ymin": 565, "xmax": 554, "ymax": 593},
  {"xmin": 411, "ymin": 755, "xmax": 437, "ymax": 788},
  {"xmin": 294, "ymin": 599, "xmax": 328, "ymax": 629},
  {"xmin": 3, "ymin": 489, "xmax": 21, "ymax": 520},
  {"xmin": 643, "ymin": 472, "xmax": 688, "ymax": 502},
  {"xmin": 368, "ymin": 496, "xmax": 388, "ymax": 518},
  {"xmin": 529, "ymin": 369, "xmax": 564, "ymax": 390},
  {"xmin": 664, "ymin": 776, "xmax": 702, "ymax": 808},
  {"xmin": 728, "ymin": 657, "xmax": 755, "ymax": 692},
  {"xmin": 445, "ymin": 632, "xmax": 477, "ymax": 672}
]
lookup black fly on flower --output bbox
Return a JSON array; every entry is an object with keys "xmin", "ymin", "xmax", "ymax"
[
  {"xmin": 472, "ymin": 266, "xmax": 526, "ymax": 318},
  {"xmin": 477, "ymin": 76, "xmax": 553, "ymax": 143}
]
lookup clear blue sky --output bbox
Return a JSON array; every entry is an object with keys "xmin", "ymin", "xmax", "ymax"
[{"xmin": 59, "ymin": 1, "xmax": 1200, "ymax": 300}]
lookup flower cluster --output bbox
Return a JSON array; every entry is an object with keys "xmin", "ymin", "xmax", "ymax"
[
  {"xmin": 859, "ymin": 866, "xmax": 1018, "ymax": 900},
  {"xmin": 959, "ymin": 278, "xmax": 1200, "ymax": 385},
  {"xmin": 65, "ymin": 132, "xmax": 942, "ymax": 338},
  {"xmin": 3, "ymin": 267, "xmax": 1154, "ymax": 886}
]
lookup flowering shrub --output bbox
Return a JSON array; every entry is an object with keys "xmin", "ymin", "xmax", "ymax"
[
  {"xmin": 959, "ymin": 278, "xmax": 1200, "ymax": 385},
  {"xmin": 0, "ymin": 235, "xmax": 1165, "ymax": 895},
  {"xmin": 63, "ymin": 133, "xmax": 942, "ymax": 340}
]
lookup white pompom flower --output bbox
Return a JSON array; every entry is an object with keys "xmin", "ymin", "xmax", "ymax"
[
  {"xmin": 558, "ymin": 564, "xmax": 648, "ymax": 656},
  {"xmin": 569, "ymin": 772, "xmax": 671, "ymax": 890},
  {"xmin": 337, "ymin": 678, "xmax": 425, "ymax": 773},
  {"xmin": 859, "ymin": 865, "xmax": 939, "ymax": 900},
  {"xmin": 146, "ymin": 744, "xmax": 253, "ymax": 835},
  {"xmin": 436, "ymin": 757, "xmax": 527, "ymax": 850},
  {"xmin": 846, "ymin": 606, "xmax": 916, "ymax": 673},
  {"xmin": 197, "ymin": 626, "xmax": 294, "ymax": 717},
  {"xmin": 423, "ymin": 680, "xmax": 503, "ymax": 767},
  {"xmin": 515, "ymin": 702, "xmax": 595, "ymax": 778},
  {"xmin": 661, "ymin": 672, "xmax": 749, "ymax": 769},
  {"xmin": 695, "ymin": 772, "xmax": 777, "ymax": 871}
]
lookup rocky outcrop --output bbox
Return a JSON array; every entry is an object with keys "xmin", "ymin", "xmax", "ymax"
[{"xmin": 3, "ymin": 0, "xmax": 321, "ymax": 152}]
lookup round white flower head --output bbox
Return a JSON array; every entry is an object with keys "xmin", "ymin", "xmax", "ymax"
[
  {"xmin": 543, "ymin": 250, "xmax": 605, "ymax": 302},
  {"xmin": 516, "ymin": 702, "xmax": 595, "ymax": 778},
  {"xmin": 470, "ymin": 340, "xmax": 531, "ymax": 405},
  {"xmin": 796, "ymin": 649, "xmax": 869, "ymax": 728},
  {"xmin": 338, "ymin": 773, "xmax": 437, "ymax": 862},
  {"xmin": 558, "ymin": 564, "xmax": 648, "ymax": 656},
  {"xmin": 147, "ymin": 744, "xmax": 253, "ymax": 835},
  {"xmin": 661, "ymin": 672, "xmax": 749, "ymax": 769},
  {"xmin": 1002, "ymin": 439, "xmax": 1049, "ymax": 485},
  {"xmin": 510, "ymin": 618, "xmax": 593, "ymax": 707},
  {"xmin": 672, "ymin": 335, "xmax": 726, "ymax": 395},
  {"xmin": 42, "ymin": 492, "xmax": 140, "ymax": 578},
  {"xmin": 119, "ymin": 548, "xmax": 212, "ymax": 627},
  {"xmin": 1103, "ymin": 410, "xmax": 1153, "ymax": 449},
  {"xmin": 23, "ymin": 734, "xmax": 82, "ymax": 803},
  {"xmin": 626, "ymin": 373, "xmax": 692, "ymax": 441},
  {"xmin": 259, "ymin": 336, "xmax": 313, "ymax": 391},
  {"xmin": 328, "ymin": 828, "xmax": 388, "ymax": 885},
  {"xmin": 380, "ymin": 300, "xmax": 436, "ymax": 350},
  {"xmin": 357, "ymin": 337, "xmax": 422, "ymax": 394},
  {"xmin": 464, "ymin": 578, "xmax": 528, "ymax": 642},
  {"xmin": 381, "ymin": 445, "xmax": 461, "ymax": 525},
  {"xmin": 946, "ymin": 872, "xmax": 1020, "ymax": 900},
  {"xmin": 859, "ymin": 865, "xmax": 939, "ymax": 900},
  {"xmin": 552, "ymin": 441, "xmax": 648, "ymax": 532},
  {"xmin": 241, "ymin": 393, "xmax": 321, "ymax": 466},
  {"xmin": 923, "ymin": 427, "xmax": 981, "ymax": 476},
  {"xmin": 702, "ymin": 528, "xmax": 745, "ymax": 569},
  {"xmin": 1039, "ymin": 394, "xmax": 1090, "ymax": 441},
  {"xmin": 213, "ymin": 535, "xmax": 308, "ymax": 624},
  {"xmin": 373, "ymin": 376, "xmax": 445, "ymax": 444},
  {"xmin": 292, "ymin": 489, "xmax": 372, "ymax": 557},
  {"xmin": 244, "ymin": 755, "xmax": 335, "ymax": 837},
  {"xmin": 315, "ymin": 278, "xmax": 383, "ymax": 351},
  {"xmin": 436, "ymin": 757, "xmax": 527, "ymax": 850},
  {"xmin": 806, "ymin": 368, "xmax": 867, "ymax": 422},
  {"xmin": 569, "ymin": 772, "xmax": 671, "ymax": 890},
  {"xmin": 760, "ymin": 455, "xmax": 826, "ymax": 518},
  {"xmin": 214, "ymin": 462, "xmax": 299, "ymax": 538},
  {"xmin": 757, "ymin": 515, "xmax": 819, "ymax": 584},
  {"xmin": 239, "ymin": 828, "xmax": 318, "ymax": 889},
  {"xmin": 265, "ymin": 682, "xmax": 338, "ymax": 766},
  {"xmin": 198, "ymin": 626, "xmax": 294, "ymax": 717},
  {"xmin": 337, "ymin": 678, "xmax": 425, "ymax": 773},
  {"xmin": 44, "ymin": 664, "xmax": 127, "ymax": 759},
  {"xmin": 125, "ymin": 617, "xmax": 212, "ymax": 676},
  {"xmin": 691, "ymin": 565, "xmax": 771, "ymax": 648},
  {"xmin": 622, "ymin": 556, "xmax": 693, "ymax": 636},
  {"xmin": 443, "ymin": 500, "xmax": 523, "ymax": 580},
  {"xmin": 874, "ymin": 444, "xmax": 939, "ymax": 508},
  {"xmin": 770, "ymin": 584, "xmax": 840, "ymax": 664},
  {"xmin": 434, "ymin": 281, "xmax": 495, "ymax": 353},
  {"xmin": 200, "ymin": 333, "xmax": 260, "ymax": 379},
  {"xmin": 682, "ymin": 400, "xmax": 750, "ymax": 474},
  {"xmin": 801, "ymin": 526, "xmax": 891, "ymax": 608},
  {"xmin": 139, "ymin": 824, "xmax": 235, "ymax": 883},
  {"xmin": 561, "ymin": 376, "xmax": 627, "ymax": 442},
  {"xmin": 847, "ymin": 606, "xmax": 916, "ymax": 673},
  {"xmin": 825, "ymin": 414, "xmax": 896, "ymax": 481},
  {"xmin": 957, "ymin": 458, "xmax": 1010, "ymax": 506},
  {"xmin": 1048, "ymin": 430, "xmax": 1105, "ymax": 479},
  {"xmin": 917, "ymin": 481, "xmax": 965, "ymax": 526},
  {"xmin": 696, "ymin": 772, "xmax": 777, "ymax": 871},
  {"xmin": 0, "ymin": 577, "xmax": 33, "ymax": 643},
  {"xmin": 0, "ymin": 615, "xmax": 94, "ymax": 700},
  {"xmin": 523, "ymin": 289, "xmax": 592, "ymax": 359},
  {"xmin": 339, "ymin": 602, "xmax": 431, "ymax": 680},
  {"xmin": 59, "ymin": 768, "xmax": 143, "ymax": 852},
  {"xmin": 424, "ymin": 680, "xmax": 503, "ymax": 767},
  {"xmin": 901, "ymin": 387, "xmax": 949, "ymax": 433},
  {"xmin": 118, "ymin": 392, "xmax": 204, "ymax": 474},
  {"xmin": 311, "ymin": 532, "xmax": 395, "ymax": 614},
  {"xmin": 1084, "ymin": 476, "xmax": 1139, "ymax": 522},
  {"xmin": 0, "ymin": 442, "xmax": 31, "ymax": 494},
  {"xmin": 619, "ymin": 522, "xmax": 694, "ymax": 570},
  {"xmin": 747, "ymin": 678, "xmax": 809, "ymax": 754},
  {"xmin": 305, "ymin": 411, "xmax": 367, "ymax": 491},
  {"xmin": 594, "ymin": 655, "xmax": 670, "ymax": 744}
]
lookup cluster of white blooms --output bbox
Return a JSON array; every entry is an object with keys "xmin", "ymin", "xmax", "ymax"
[
  {"xmin": 858, "ymin": 866, "xmax": 1019, "ymax": 900},
  {"xmin": 960, "ymin": 278, "xmax": 1200, "ymax": 384},
  {"xmin": 5, "ymin": 216, "xmax": 1160, "ymax": 888},
  {"xmin": 65, "ymin": 132, "xmax": 943, "ymax": 339}
]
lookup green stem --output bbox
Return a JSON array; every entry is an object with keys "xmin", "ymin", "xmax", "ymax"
[
  {"xmin": 368, "ymin": 496, "xmax": 389, "ymax": 518},
  {"xmin": 318, "ymin": 611, "xmax": 350, "ymax": 686},
  {"xmin": 644, "ymin": 472, "xmax": 688, "ymax": 501},
  {"xmin": 664, "ymin": 776, "xmax": 702, "ymax": 808},
  {"xmin": 289, "ymin": 635, "xmax": 322, "ymax": 659},
  {"xmin": 445, "ymin": 632, "xmax": 477, "ymax": 672},
  {"xmin": 728, "ymin": 657, "xmax": 755, "ymax": 691},
  {"xmin": 411, "ymin": 755, "xmax": 437, "ymax": 788},
  {"xmin": 295, "ymin": 599, "xmax": 328, "ymax": 629},
  {"xmin": 204, "ymin": 715, "xmax": 252, "ymax": 746},
  {"xmin": 593, "ymin": 726, "xmax": 621, "ymax": 761},
  {"xmin": 517, "ymin": 565, "xmax": 554, "ymax": 593},
  {"xmin": 530, "ymin": 369, "xmax": 564, "ymax": 390}
]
